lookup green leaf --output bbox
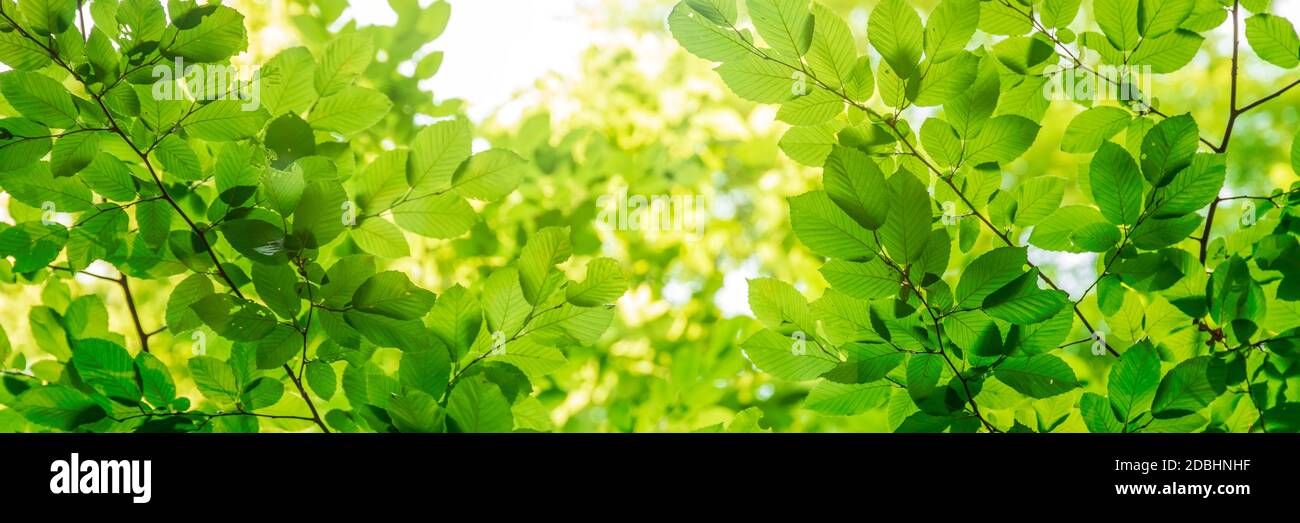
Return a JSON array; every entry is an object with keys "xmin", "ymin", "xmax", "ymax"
[
  {"xmin": 352, "ymin": 271, "xmax": 437, "ymax": 321},
  {"xmin": 776, "ymin": 88, "xmax": 843, "ymax": 125},
  {"xmin": 821, "ymin": 343, "xmax": 904, "ymax": 384},
  {"xmin": 408, "ymin": 119, "xmax": 473, "ymax": 195},
  {"xmin": 259, "ymin": 47, "xmax": 318, "ymax": 116},
  {"xmin": 1012, "ymin": 176, "xmax": 1066, "ymax": 227},
  {"xmin": 494, "ymin": 337, "xmax": 568, "ymax": 376},
  {"xmin": 994, "ymin": 354, "xmax": 1078, "ymax": 398},
  {"xmin": 191, "ymin": 294, "xmax": 279, "ymax": 342},
  {"xmin": 982, "ymin": 270, "xmax": 1070, "ymax": 324},
  {"xmin": 879, "ymin": 171, "xmax": 931, "ymax": 263},
  {"xmin": 924, "ymin": 0, "xmax": 980, "ymax": 63},
  {"xmin": 78, "ymin": 154, "xmax": 136, "ymax": 201},
  {"xmin": 0, "ymin": 71, "xmax": 79, "ymax": 128},
  {"xmin": 715, "ymin": 54, "xmax": 797, "ymax": 103},
  {"xmin": 1096, "ymin": 0, "xmax": 1140, "ymax": 51},
  {"xmin": 1130, "ymin": 29, "xmax": 1204, "ymax": 73},
  {"xmin": 483, "ymin": 268, "xmax": 530, "ymax": 338},
  {"xmin": 18, "ymin": 0, "xmax": 76, "ymax": 36},
  {"xmin": 1030, "ymin": 205, "xmax": 1109, "ymax": 252},
  {"xmin": 1129, "ymin": 213, "xmax": 1202, "ymax": 249},
  {"xmin": 222, "ymin": 218, "xmax": 288, "ymax": 264},
  {"xmin": 135, "ymin": 352, "xmax": 177, "ymax": 408},
  {"xmin": 1140, "ymin": 113, "xmax": 1199, "ymax": 187},
  {"xmin": 954, "ymin": 247, "xmax": 1027, "ymax": 308},
  {"xmin": 1090, "ymin": 142, "xmax": 1145, "ymax": 226},
  {"xmin": 1042, "ymin": 0, "xmax": 1083, "ymax": 29},
  {"xmin": 820, "ymin": 259, "xmax": 901, "ymax": 300},
  {"xmin": 135, "ymin": 198, "xmax": 171, "ymax": 250},
  {"xmin": 236, "ymin": 377, "xmax": 282, "ymax": 413},
  {"xmin": 518, "ymin": 227, "xmax": 572, "ymax": 305},
  {"xmin": 447, "ymin": 376, "xmax": 513, "ymax": 433},
  {"xmin": 1081, "ymin": 391, "xmax": 1125, "ymax": 432},
  {"xmin": 739, "ymin": 328, "xmax": 837, "ymax": 381},
  {"xmin": 50, "ymin": 131, "xmax": 101, "ymax": 177},
  {"xmin": 1151, "ymin": 356, "xmax": 1226, "ymax": 417},
  {"xmin": 428, "ymin": 285, "xmax": 481, "ymax": 361},
  {"xmin": 0, "ymin": 117, "xmax": 53, "ymax": 172},
  {"xmin": 746, "ymin": 0, "xmax": 813, "ymax": 62},
  {"xmin": 566, "ymin": 258, "xmax": 628, "ymax": 307},
  {"xmin": 921, "ymin": 117, "xmax": 963, "ymax": 167},
  {"xmin": 669, "ymin": 2, "xmax": 753, "ymax": 63},
  {"xmin": 252, "ymin": 263, "xmax": 301, "ymax": 320},
  {"xmin": 778, "ymin": 121, "xmax": 841, "ymax": 165},
  {"xmin": 166, "ymin": 274, "xmax": 214, "ymax": 335},
  {"xmin": 823, "ymin": 146, "xmax": 889, "ymax": 230},
  {"xmin": 1153, "ymin": 152, "xmax": 1224, "ymax": 217},
  {"xmin": 868, "ymin": 0, "xmax": 923, "ymax": 79},
  {"xmin": 807, "ymin": 3, "xmax": 858, "ymax": 90},
  {"xmin": 399, "ymin": 347, "xmax": 451, "ymax": 398},
  {"xmin": 306, "ymin": 361, "xmax": 337, "ymax": 401},
  {"xmin": 388, "ymin": 390, "xmax": 446, "ymax": 433},
  {"xmin": 978, "ymin": 0, "xmax": 1032, "ymax": 35},
  {"xmin": 15, "ymin": 385, "xmax": 106, "ymax": 430},
  {"xmin": 1245, "ymin": 13, "xmax": 1300, "ymax": 69},
  {"xmin": 804, "ymin": 381, "xmax": 891, "ymax": 415},
  {"xmin": 788, "ymin": 190, "xmax": 879, "ymax": 261},
  {"xmin": 964, "ymin": 115, "xmax": 1040, "ymax": 165},
  {"xmin": 1006, "ymin": 307, "xmax": 1074, "ymax": 355},
  {"xmin": 909, "ymin": 50, "xmax": 979, "ymax": 106},
  {"xmin": 1062, "ymin": 106, "xmax": 1132, "ymax": 154},
  {"xmin": 72, "ymin": 338, "xmax": 141, "ymax": 402},
  {"xmin": 1292, "ymin": 128, "xmax": 1299, "ymax": 175},
  {"xmin": 1071, "ymin": 222, "xmax": 1123, "ymax": 252},
  {"xmin": 185, "ymin": 101, "xmax": 271, "ymax": 142},
  {"xmin": 188, "ymin": 356, "xmax": 239, "ymax": 404},
  {"xmin": 747, "ymin": 277, "xmax": 814, "ymax": 332},
  {"xmin": 943, "ymin": 310, "xmax": 1005, "ymax": 356},
  {"xmin": 292, "ymin": 179, "xmax": 348, "ymax": 249},
  {"xmin": 1139, "ymin": 0, "xmax": 1195, "ymax": 39},
  {"xmin": 314, "ymin": 33, "xmax": 373, "ymax": 97},
  {"xmin": 309, "ymin": 86, "xmax": 392, "ymax": 135},
  {"xmin": 352, "ymin": 217, "xmax": 410, "ymax": 258},
  {"xmin": 1108, "ymin": 342, "xmax": 1161, "ymax": 424},
  {"xmin": 450, "ymin": 149, "xmax": 526, "ymax": 201},
  {"xmin": 687, "ymin": 0, "xmax": 738, "ymax": 25},
  {"xmin": 0, "ymin": 222, "xmax": 68, "ymax": 273},
  {"xmin": 161, "ymin": 5, "xmax": 247, "ymax": 62},
  {"xmin": 391, "ymin": 192, "xmax": 478, "ymax": 240}
]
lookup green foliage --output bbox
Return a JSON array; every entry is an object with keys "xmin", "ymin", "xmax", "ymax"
[
  {"xmin": 0, "ymin": 0, "xmax": 625, "ymax": 432},
  {"xmin": 670, "ymin": 0, "xmax": 1300, "ymax": 432}
]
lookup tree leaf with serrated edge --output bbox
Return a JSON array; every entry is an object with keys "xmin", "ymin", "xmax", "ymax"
[
  {"xmin": 869, "ymin": 0, "xmax": 923, "ymax": 79},
  {"xmin": 669, "ymin": 2, "xmax": 753, "ymax": 63},
  {"xmin": 788, "ymin": 190, "xmax": 878, "ymax": 261},
  {"xmin": 1062, "ymin": 106, "xmax": 1131, "ymax": 154},
  {"xmin": 1091, "ymin": 142, "xmax": 1145, "ymax": 226},
  {"xmin": 1140, "ymin": 113, "xmax": 1199, "ymax": 187},
  {"xmin": 1013, "ymin": 176, "xmax": 1066, "ymax": 227},
  {"xmin": 739, "ymin": 328, "xmax": 836, "ymax": 381},
  {"xmin": 352, "ymin": 271, "xmax": 437, "ymax": 321},
  {"xmin": 1245, "ymin": 13, "xmax": 1300, "ymax": 69},
  {"xmin": 954, "ymin": 246, "xmax": 1027, "ymax": 308},
  {"xmin": 566, "ymin": 258, "xmax": 628, "ymax": 307},
  {"xmin": 994, "ymin": 354, "xmax": 1078, "ymax": 398},
  {"xmin": 983, "ymin": 270, "xmax": 1070, "ymax": 325},
  {"xmin": 823, "ymin": 145, "xmax": 890, "ymax": 230},
  {"xmin": 1109, "ymin": 342, "xmax": 1161, "ymax": 425},
  {"xmin": 925, "ymin": 0, "xmax": 980, "ymax": 63},
  {"xmin": 746, "ymin": 0, "xmax": 813, "ymax": 62},
  {"xmin": 805, "ymin": 381, "xmax": 892, "ymax": 415},
  {"xmin": 879, "ymin": 171, "xmax": 930, "ymax": 263}
]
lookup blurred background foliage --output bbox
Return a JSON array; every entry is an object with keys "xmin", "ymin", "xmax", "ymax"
[{"xmin": 2, "ymin": 0, "xmax": 1297, "ymax": 431}]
